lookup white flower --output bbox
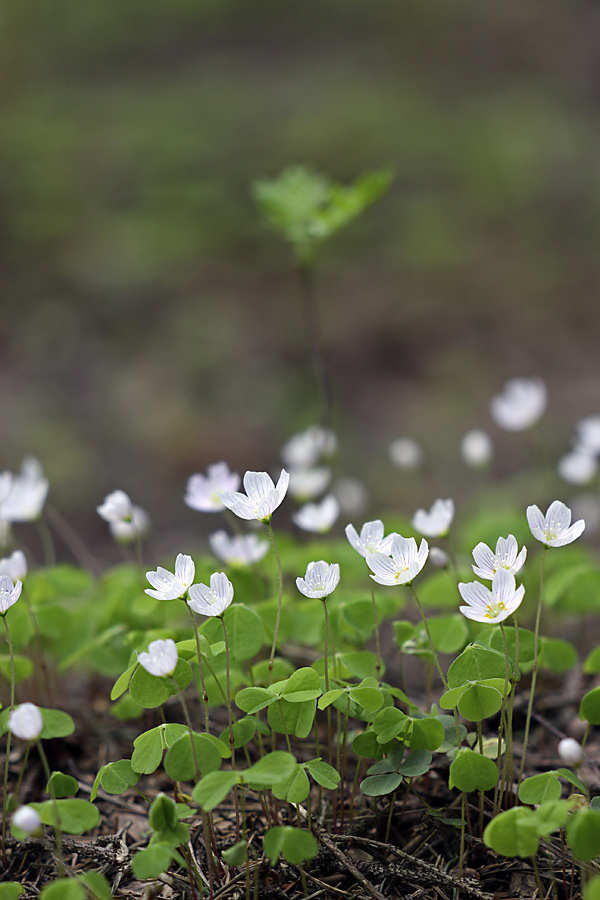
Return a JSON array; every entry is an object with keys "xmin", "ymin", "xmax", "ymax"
[
  {"xmin": 0, "ymin": 551, "xmax": 27, "ymax": 583},
  {"xmin": 137, "ymin": 639, "xmax": 178, "ymax": 677},
  {"xmin": 332, "ymin": 477, "xmax": 368, "ymax": 515},
  {"xmin": 526, "ymin": 500, "xmax": 585, "ymax": 548},
  {"xmin": 293, "ymin": 495, "xmax": 339, "ymax": 533},
  {"xmin": 110, "ymin": 505, "xmax": 150, "ymax": 545},
  {"xmin": 12, "ymin": 805, "xmax": 43, "ymax": 835},
  {"xmin": 490, "ymin": 377, "xmax": 547, "ymax": 431},
  {"xmin": 412, "ymin": 499, "xmax": 454, "ymax": 538},
  {"xmin": 2, "ymin": 458, "xmax": 49, "ymax": 522},
  {"xmin": 389, "ymin": 437, "xmax": 423, "ymax": 470},
  {"xmin": 367, "ymin": 535, "xmax": 429, "ymax": 586},
  {"xmin": 0, "ymin": 472, "xmax": 13, "ymax": 505},
  {"xmin": 146, "ymin": 553, "xmax": 196, "ymax": 601},
  {"xmin": 8, "ymin": 703, "xmax": 43, "ymax": 741},
  {"xmin": 557, "ymin": 737, "xmax": 582, "ymax": 766},
  {"xmin": 0, "ymin": 575, "xmax": 22, "ymax": 616},
  {"xmin": 429, "ymin": 547, "xmax": 450, "ymax": 568},
  {"xmin": 296, "ymin": 561, "xmax": 340, "ymax": 599},
  {"xmin": 187, "ymin": 572, "xmax": 234, "ymax": 617},
  {"xmin": 577, "ymin": 415, "xmax": 600, "ymax": 455},
  {"xmin": 220, "ymin": 469, "xmax": 289, "ymax": 522},
  {"xmin": 558, "ymin": 449, "xmax": 597, "ymax": 485},
  {"xmin": 288, "ymin": 466, "xmax": 331, "ymax": 501},
  {"xmin": 461, "ymin": 430, "xmax": 493, "ymax": 468},
  {"xmin": 185, "ymin": 462, "xmax": 240, "ymax": 512},
  {"xmin": 458, "ymin": 570, "xmax": 525, "ymax": 625},
  {"xmin": 345, "ymin": 520, "xmax": 397, "ymax": 558},
  {"xmin": 209, "ymin": 530, "xmax": 269, "ymax": 566},
  {"xmin": 472, "ymin": 535, "xmax": 527, "ymax": 581},
  {"xmin": 97, "ymin": 490, "xmax": 133, "ymax": 523},
  {"xmin": 281, "ymin": 426, "xmax": 336, "ymax": 468}
]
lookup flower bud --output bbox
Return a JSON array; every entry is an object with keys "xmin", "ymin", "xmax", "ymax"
[
  {"xmin": 12, "ymin": 805, "xmax": 42, "ymax": 835},
  {"xmin": 558, "ymin": 738, "xmax": 582, "ymax": 766},
  {"xmin": 8, "ymin": 703, "xmax": 43, "ymax": 741},
  {"xmin": 429, "ymin": 547, "xmax": 450, "ymax": 568}
]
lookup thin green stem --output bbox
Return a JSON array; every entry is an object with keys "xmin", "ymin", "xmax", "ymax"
[
  {"xmin": 267, "ymin": 521, "xmax": 283, "ymax": 682},
  {"xmin": 37, "ymin": 740, "xmax": 65, "ymax": 877},
  {"xmin": 494, "ymin": 622, "xmax": 512, "ymax": 815},
  {"xmin": 369, "ymin": 579, "xmax": 381, "ymax": 680},
  {"xmin": 220, "ymin": 616, "xmax": 240, "ymax": 841},
  {"xmin": 36, "ymin": 517, "xmax": 56, "ymax": 568},
  {"xmin": 408, "ymin": 584, "xmax": 447, "ymax": 688},
  {"xmin": 186, "ymin": 603, "xmax": 210, "ymax": 732},
  {"xmin": 1, "ymin": 616, "xmax": 16, "ymax": 860},
  {"xmin": 519, "ymin": 547, "xmax": 547, "ymax": 782},
  {"xmin": 172, "ymin": 678, "xmax": 200, "ymax": 779}
]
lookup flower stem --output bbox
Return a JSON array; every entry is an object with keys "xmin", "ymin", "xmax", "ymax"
[
  {"xmin": 186, "ymin": 603, "xmax": 210, "ymax": 732},
  {"xmin": 1, "ymin": 616, "xmax": 16, "ymax": 860},
  {"xmin": 408, "ymin": 584, "xmax": 447, "ymax": 688},
  {"xmin": 519, "ymin": 547, "xmax": 547, "ymax": 782},
  {"xmin": 266, "ymin": 521, "xmax": 283, "ymax": 682},
  {"xmin": 369, "ymin": 580, "xmax": 382, "ymax": 680}
]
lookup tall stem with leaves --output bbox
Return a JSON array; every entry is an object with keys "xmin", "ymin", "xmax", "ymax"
[{"xmin": 519, "ymin": 547, "xmax": 547, "ymax": 781}]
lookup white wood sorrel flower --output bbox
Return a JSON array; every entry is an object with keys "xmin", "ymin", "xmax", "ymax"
[
  {"xmin": 293, "ymin": 495, "xmax": 339, "ymax": 533},
  {"xmin": 209, "ymin": 531, "xmax": 269, "ymax": 566},
  {"xmin": 137, "ymin": 639, "xmax": 178, "ymax": 677},
  {"xmin": 296, "ymin": 561, "xmax": 340, "ymax": 599},
  {"xmin": 471, "ymin": 535, "xmax": 527, "ymax": 581},
  {"xmin": 490, "ymin": 377, "xmax": 547, "ymax": 431},
  {"xmin": 185, "ymin": 462, "xmax": 240, "ymax": 512},
  {"xmin": 0, "ymin": 575, "xmax": 22, "ymax": 615},
  {"xmin": 526, "ymin": 500, "xmax": 585, "ymax": 548},
  {"xmin": 187, "ymin": 572, "xmax": 234, "ymax": 617},
  {"xmin": 8, "ymin": 703, "xmax": 43, "ymax": 741},
  {"xmin": 458, "ymin": 570, "xmax": 525, "ymax": 625},
  {"xmin": 0, "ymin": 551, "xmax": 27, "ymax": 582},
  {"xmin": 412, "ymin": 499, "xmax": 454, "ymax": 538},
  {"xmin": 220, "ymin": 470, "xmax": 289, "ymax": 522},
  {"xmin": 145, "ymin": 553, "xmax": 196, "ymax": 601},
  {"xmin": 1, "ymin": 457, "xmax": 49, "ymax": 522},
  {"xmin": 345, "ymin": 520, "xmax": 397, "ymax": 558},
  {"xmin": 367, "ymin": 535, "xmax": 429, "ymax": 586}
]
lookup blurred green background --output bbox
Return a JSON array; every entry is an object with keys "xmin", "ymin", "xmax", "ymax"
[{"xmin": 3, "ymin": 0, "xmax": 600, "ymax": 559}]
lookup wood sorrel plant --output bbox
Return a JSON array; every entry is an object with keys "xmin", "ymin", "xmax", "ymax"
[{"xmin": 2, "ymin": 442, "xmax": 600, "ymax": 900}]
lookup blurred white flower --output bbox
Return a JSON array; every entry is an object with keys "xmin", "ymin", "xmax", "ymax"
[
  {"xmin": 281, "ymin": 426, "xmax": 337, "ymax": 468},
  {"xmin": 367, "ymin": 535, "xmax": 429, "ymax": 586},
  {"xmin": 429, "ymin": 547, "xmax": 450, "ymax": 568},
  {"xmin": 146, "ymin": 553, "xmax": 196, "ymax": 602},
  {"xmin": 458, "ymin": 570, "xmax": 525, "ymax": 625},
  {"xmin": 576, "ymin": 415, "xmax": 600, "ymax": 455},
  {"xmin": 12, "ymin": 805, "xmax": 42, "ymax": 836},
  {"xmin": 209, "ymin": 530, "xmax": 269, "ymax": 566},
  {"xmin": 97, "ymin": 490, "xmax": 133, "ymax": 523},
  {"xmin": 472, "ymin": 535, "xmax": 527, "ymax": 581},
  {"xmin": 412, "ymin": 499, "xmax": 454, "ymax": 538},
  {"xmin": 527, "ymin": 500, "xmax": 585, "ymax": 548},
  {"xmin": 185, "ymin": 462, "xmax": 240, "ymax": 513},
  {"xmin": 0, "ymin": 575, "xmax": 22, "ymax": 616},
  {"xmin": 345, "ymin": 520, "xmax": 397, "ymax": 558},
  {"xmin": 461, "ymin": 430, "xmax": 493, "ymax": 468},
  {"xmin": 296, "ymin": 560, "xmax": 340, "ymax": 599},
  {"xmin": 288, "ymin": 466, "xmax": 331, "ymax": 501},
  {"xmin": 389, "ymin": 437, "xmax": 423, "ymax": 470},
  {"xmin": 332, "ymin": 477, "xmax": 368, "ymax": 516},
  {"xmin": 187, "ymin": 572, "xmax": 234, "ymax": 618},
  {"xmin": 558, "ymin": 449, "xmax": 597, "ymax": 485},
  {"xmin": 0, "ymin": 550, "xmax": 27, "ymax": 582},
  {"xmin": 293, "ymin": 495, "xmax": 339, "ymax": 533},
  {"xmin": 110, "ymin": 505, "xmax": 150, "ymax": 545},
  {"xmin": 220, "ymin": 470, "xmax": 289, "ymax": 522},
  {"xmin": 490, "ymin": 377, "xmax": 547, "ymax": 431},
  {"xmin": 557, "ymin": 737, "xmax": 582, "ymax": 766},
  {"xmin": 137, "ymin": 639, "xmax": 178, "ymax": 677},
  {"xmin": 8, "ymin": 703, "xmax": 43, "ymax": 741},
  {"xmin": 0, "ymin": 473, "xmax": 13, "ymax": 505},
  {"xmin": 2, "ymin": 458, "xmax": 49, "ymax": 522}
]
